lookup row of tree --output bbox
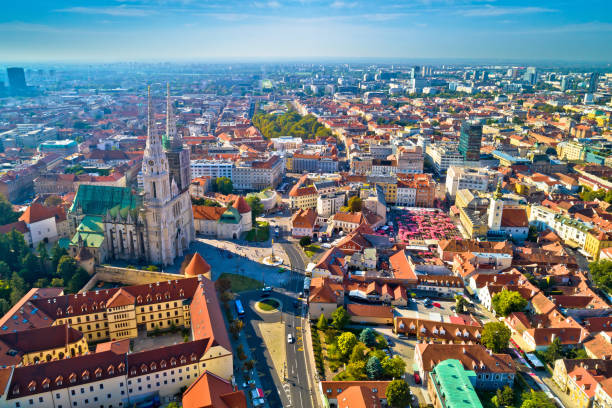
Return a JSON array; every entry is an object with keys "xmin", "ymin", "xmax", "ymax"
[
  {"xmin": 252, "ymin": 110, "xmax": 333, "ymax": 140},
  {"xmin": 0, "ymin": 229, "xmax": 90, "ymax": 314}
]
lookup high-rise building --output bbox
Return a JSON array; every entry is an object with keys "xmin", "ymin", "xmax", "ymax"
[
  {"xmin": 458, "ymin": 121, "xmax": 483, "ymax": 163},
  {"xmin": 588, "ymin": 73, "xmax": 600, "ymax": 93},
  {"xmin": 561, "ymin": 76, "xmax": 572, "ymax": 91},
  {"xmin": 523, "ymin": 67, "xmax": 537, "ymax": 85},
  {"xmin": 164, "ymin": 83, "xmax": 191, "ymax": 192},
  {"xmin": 6, "ymin": 67, "xmax": 26, "ymax": 94}
]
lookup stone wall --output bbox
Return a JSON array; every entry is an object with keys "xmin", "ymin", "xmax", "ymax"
[{"xmin": 94, "ymin": 265, "xmax": 184, "ymax": 286}]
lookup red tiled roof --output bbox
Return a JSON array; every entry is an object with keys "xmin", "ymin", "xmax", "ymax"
[
  {"xmin": 320, "ymin": 381, "xmax": 390, "ymax": 403},
  {"xmin": 232, "ymin": 196, "xmax": 251, "ymax": 214},
  {"xmin": 105, "ymin": 288, "xmax": 135, "ymax": 308},
  {"xmin": 192, "ymin": 205, "xmax": 227, "ymax": 221},
  {"xmin": 182, "ymin": 371, "xmax": 247, "ymax": 408},
  {"xmin": 389, "ymin": 250, "xmax": 417, "ymax": 282},
  {"xmin": 416, "ymin": 343, "xmax": 514, "ymax": 374},
  {"xmin": 347, "ymin": 304, "xmax": 393, "ymax": 319},
  {"xmin": 184, "ymin": 253, "xmax": 211, "ymax": 277}
]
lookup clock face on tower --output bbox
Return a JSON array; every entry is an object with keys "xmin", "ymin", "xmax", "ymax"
[{"xmin": 148, "ymin": 160, "xmax": 154, "ymax": 166}]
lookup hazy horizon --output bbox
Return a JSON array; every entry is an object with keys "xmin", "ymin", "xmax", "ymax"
[{"xmin": 2, "ymin": 0, "xmax": 611, "ymax": 63}]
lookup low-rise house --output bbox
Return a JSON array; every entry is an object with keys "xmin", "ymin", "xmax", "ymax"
[
  {"xmin": 319, "ymin": 381, "xmax": 390, "ymax": 408},
  {"xmin": 312, "ymin": 247, "xmax": 347, "ymax": 281},
  {"xmin": 567, "ymin": 365, "xmax": 606, "ymax": 408},
  {"xmin": 347, "ymin": 304, "xmax": 393, "ymax": 325},
  {"xmin": 584, "ymin": 333, "xmax": 612, "ymax": 360},
  {"xmin": 595, "ymin": 378, "xmax": 612, "ymax": 408},
  {"xmin": 308, "ymin": 277, "xmax": 344, "ymax": 320},
  {"xmin": 552, "ymin": 359, "xmax": 612, "ymax": 393},
  {"xmin": 437, "ymin": 239, "xmax": 513, "ymax": 263},
  {"xmin": 522, "ymin": 327, "xmax": 587, "ymax": 352},
  {"xmin": 394, "ymin": 316, "xmax": 483, "ymax": 344},
  {"xmin": 414, "ymin": 343, "xmax": 515, "ymax": 390},
  {"xmin": 291, "ymin": 208, "xmax": 318, "ymax": 238},
  {"xmin": 18, "ymin": 203, "xmax": 67, "ymax": 247},
  {"xmin": 416, "ymin": 275, "xmax": 464, "ymax": 298}
]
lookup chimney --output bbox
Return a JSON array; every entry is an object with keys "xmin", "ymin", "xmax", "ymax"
[
  {"xmin": 463, "ymin": 347, "xmax": 466, "ymax": 354},
  {"xmin": 551, "ymin": 333, "xmax": 557, "ymax": 342}
]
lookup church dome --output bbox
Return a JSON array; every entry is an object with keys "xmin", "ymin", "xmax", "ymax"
[{"xmin": 184, "ymin": 253, "xmax": 211, "ymax": 277}]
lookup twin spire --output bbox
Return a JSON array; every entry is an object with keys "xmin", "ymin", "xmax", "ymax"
[{"xmin": 145, "ymin": 83, "xmax": 183, "ymax": 156}]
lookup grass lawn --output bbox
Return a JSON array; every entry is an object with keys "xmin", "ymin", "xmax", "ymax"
[
  {"xmin": 304, "ymin": 244, "xmax": 322, "ymax": 258},
  {"xmin": 245, "ymin": 221, "xmax": 270, "ymax": 242},
  {"xmin": 257, "ymin": 299, "xmax": 280, "ymax": 311},
  {"xmin": 218, "ymin": 273, "xmax": 263, "ymax": 293}
]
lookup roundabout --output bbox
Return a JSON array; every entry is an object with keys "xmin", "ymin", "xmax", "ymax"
[{"xmin": 255, "ymin": 298, "xmax": 282, "ymax": 313}]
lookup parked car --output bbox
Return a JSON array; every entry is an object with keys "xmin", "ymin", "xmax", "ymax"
[
  {"xmin": 414, "ymin": 373, "xmax": 421, "ymax": 384},
  {"xmin": 432, "ymin": 302, "xmax": 441, "ymax": 308},
  {"xmin": 287, "ymin": 334, "xmax": 294, "ymax": 343},
  {"xmin": 261, "ymin": 287, "xmax": 272, "ymax": 297}
]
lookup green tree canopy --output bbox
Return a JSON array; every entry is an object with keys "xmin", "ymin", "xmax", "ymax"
[
  {"xmin": 346, "ymin": 360, "xmax": 367, "ymax": 380},
  {"xmin": 348, "ymin": 196, "xmax": 363, "ymax": 213},
  {"xmin": 520, "ymin": 391, "xmax": 556, "ymax": 408},
  {"xmin": 214, "ymin": 177, "xmax": 233, "ymax": 195},
  {"xmin": 382, "ymin": 356, "xmax": 406, "ymax": 379},
  {"xmin": 359, "ymin": 328, "xmax": 377, "ymax": 347},
  {"xmin": 349, "ymin": 343, "xmax": 368, "ymax": 364},
  {"xmin": 68, "ymin": 267, "xmax": 90, "ymax": 293},
  {"xmin": 299, "ymin": 236, "xmax": 312, "ymax": 247},
  {"xmin": 366, "ymin": 356, "xmax": 383, "ymax": 379},
  {"xmin": 316, "ymin": 314, "xmax": 328, "ymax": 330},
  {"xmin": 57, "ymin": 255, "xmax": 78, "ymax": 283},
  {"xmin": 245, "ymin": 196, "xmax": 264, "ymax": 224},
  {"xmin": 337, "ymin": 332, "xmax": 357, "ymax": 356},
  {"xmin": 481, "ymin": 322, "xmax": 511, "ymax": 353},
  {"xmin": 455, "ymin": 295, "xmax": 468, "ymax": 314},
  {"xmin": 0, "ymin": 194, "xmax": 21, "ymax": 225},
  {"xmin": 589, "ymin": 260, "xmax": 612, "ymax": 294},
  {"xmin": 331, "ymin": 306, "xmax": 350, "ymax": 330},
  {"xmin": 386, "ymin": 379, "xmax": 411, "ymax": 408},
  {"xmin": 252, "ymin": 110, "xmax": 333, "ymax": 140},
  {"xmin": 492, "ymin": 290, "xmax": 528, "ymax": 317}
]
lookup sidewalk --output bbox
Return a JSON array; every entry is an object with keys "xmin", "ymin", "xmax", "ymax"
[
  {"xmin": 223, "ymin": 299, "xmax": 270, "ymax": 408},
  {"xmin": 303, "ymin": 315, "xmax": 322, "ymax": 408}
]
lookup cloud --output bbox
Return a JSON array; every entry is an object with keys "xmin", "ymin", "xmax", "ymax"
[
  {"xmin": 0, "ymin": 22, "xmax": 68, "ymax": 33},
  {"xmin": 57, "ymin": 5, "xmax": 156, "ymax": 17},
  {"xmin": 458, "ymin": 5, "xmax": 556, "ymax": 17},
  {"xmin": 253, "ymin": 1, "xmax": 281, "ymax": 8},
  {"xmin": 331, "ymin": 1, "xmax": 358, "ymax": 8}
]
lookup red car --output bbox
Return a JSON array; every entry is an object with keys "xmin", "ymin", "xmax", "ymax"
[
  {"xmin": 414, "ymin": 373, "xmax": 421, "ymax": 384},
  {"xmin": 432, "ymin": 302, "xmax": 441, "ymax": 308}
]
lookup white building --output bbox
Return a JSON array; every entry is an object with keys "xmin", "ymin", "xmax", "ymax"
[
  {"xmin": 190, "ymin": 160, "xmax": 233, "ymax": 180},
  {"xmin": 426, "ymin": 143, "xmax": 464, "ymax": 174},
  {"xmin": 445, "ymin": 166, "xmax": 502, "ymax": 198},
  {"xmin": 273, "ymin": 136, "xmax": 303, "ymax": 151},
  {"xmin": 317, "ymin": 193, "xmax": 345, "ymax": 218}
]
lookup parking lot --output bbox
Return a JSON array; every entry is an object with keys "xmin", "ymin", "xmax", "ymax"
[{"xmin": 394, "ymin": 298, "xmax": 457, "ymax": 318}]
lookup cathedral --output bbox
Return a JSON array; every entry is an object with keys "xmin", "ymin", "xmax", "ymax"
[{"xmin": 67, "ymin": 85, "xmax": 195, "ymax": 267}]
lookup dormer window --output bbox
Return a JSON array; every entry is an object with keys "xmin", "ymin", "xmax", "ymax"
[
  {"xmin": 107, "ymin": 365, "xmax": 114, "ymax": 375},
  {"xmin": 55, "ymin": 376, "xmax": 63, "ymax": 386},
  {"xmin": 95, "ymin": 368, "xmax": 102, "ymax": 378},
  {"xmin": 140, "ymin": 363, "xmax": 148, "ymax": 373},
  {"xmin": 42, "ymin": 378, "xmax": 50, "ymax": 389},
  {"xmin": 69, "ymin": 373, "xmax": 77, "ymax": 384},
  {"xmin": 170, "ymin": 357, "xmax": 177, "ymax": 366},
  {"xmin": 190, "ymin": 353, "xmax": 197, "ymax": 362},
  {"xmin": 160, "ymin": 360, "xmax": 167, "ymax": 368},
  {"xmin": 82, "ymin": 370, "xmax": 89, "ymax": 381},
  {"xmin": 150, "ymin": 362, "xmax": 157, "ymax": 370}
]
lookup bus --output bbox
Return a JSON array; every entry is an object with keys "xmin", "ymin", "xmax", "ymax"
[{"xmin": 235, "ymin": 299, "xmax": 245, "ymax": 317}]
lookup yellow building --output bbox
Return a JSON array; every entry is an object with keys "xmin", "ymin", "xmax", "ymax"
[
  {"xmin": 0, "ymin": 325, "xmax": 88, "ymax": 366},
  {"xmin": 285, "ymin": 156, "xmax": 293, "ymax": 171},
  {"xmin": 375, "ymin": 182, "xmax": 397, "ymax": 204},
  {"xmin": 566, "ymin": 365, "xmax": 602, "ymax": 408},
  {"xmin": 584, "ymin": 228, "xmax": 612, "ymax": 261},
  {"xmin": 458, "ymin": 206, "xmax": 488, "ymax": 238}
]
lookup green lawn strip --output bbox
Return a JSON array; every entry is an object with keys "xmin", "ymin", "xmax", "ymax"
[
  {"xmin": 218, "ymin": 273, "xmax": 263, "ymax": 293},
  {"xmin": 246, "ymin": 221, "xmax": 270, "ymax": 242},
  {"xmin": 257, "ymin": 298, "xmax": 279, "ymax": 311}
]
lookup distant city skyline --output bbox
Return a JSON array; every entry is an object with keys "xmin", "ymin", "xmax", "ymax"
[{"xmin": 1, "ymin": 0, "xmax": 611, "ymax": 63}]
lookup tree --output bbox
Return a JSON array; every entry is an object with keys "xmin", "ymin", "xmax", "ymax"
[
  {"xmin": 346, "ymin": 360, "xmax": 367, "ymax": 380},
  {"xmin": 366, "ymin": 356, "xmax": 383, "ymax": 379},
  {"xmin": 544, "ymin": 336, "xmax": 562, "ymax": 364},
  {"xmin": 299, "ymin": 236, "xmax": 312, "ymax": 248},
  {"xmin": 455, "ymin": 295, "xmax": 468, "ymax": 314},
  {"xmin": 245, "ymin": 196, "xmax": 264, "ymax": 224},
  {"xmin": 316, "ymin": 314, "xmax": 328, "ymax": 330},
  {"xmin": 359, "ymin": 328, "xmax": 377, "ymax": 347},
  {"xmin": 331, "ymin": 306, "xmax": 350, "ymax": 330},
  {"xmin": 215, "ymin": 277, "xmax": 231, "ymax": 293},
  {"xmin": 492, "ymin": 290, "xmax": 527, "ymax": 317},
  {"xmin": 0, "ymin": 299, "xmax": 9, "ymax": 315},
  {"xmin": 21, "ymin": 253, "xmax": 42, "ymax": 284},
  {"xmin": 520, "ymin": 391, "xmax": 555, "ymax": 408},
  {"xmin": 382, "ymin": 356, "xmax": 406, "ymax": 379},
  {"xmin": 57, "ymin": 255, "xmax": 78, "ymax": 283},
  {"xmin": 67, "ymin": 268, "xmax": 90, "ymax": 293},
  {"xmin": 348, "ymin": 196, "xmax": 363, "ymax": 213},
  {"xmin": 9, "ymin": 272, "xmax": 26, "ymax": 305},
  {"xmin": 0, "ymin": 261, "xmax": 10, "ymax": 279},
  {"xmin": 386, "ymin": 379, "xmax": 410, "ymax": 408},
  {"xmin": 215, "ymin": 177, "xmax": 233, "ymax": 195},
  {"xmin": 37, "ymin": 241, "xmax": 49, "ymax": 275},
  {"xmin": 492, "ymin": 386, "xmax": 514, "ymax": 407},
  {"xmin": 230, "ymin": 320, "xmax": 244, "ymax": 339},
  {"xmin": 589, "ymin": 260, "xmax": 612, "ymax": 294},
  {"xmin": 337, "ymin": 332, "xmax": 357, "ymax": 356},
  {"xmin": 144, "ymin": 265, "xmax": 158, "ymax": 272},
  {"xmin": 481, "ymin": 322, "xmax": 511, "ymax": 353},
  {"xmin": 50, "ymin": 278, "xmax": 64, "ymax": 287},
  {"xmin": 51, "ymin": 243, "xmax": 68, "ymax": 273},
  {"xmin": 44, "ymin": 195, "xmax": 63, "ymax": 207},
  {"xmin": 0, "ymin": 194, "xmax": 20, "ymax": 225},
  {"xmin": 349, "ymin": 343, "xmax": 368, "ymax": 363}
]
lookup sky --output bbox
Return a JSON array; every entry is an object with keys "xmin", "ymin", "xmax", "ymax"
[{"xmin": 1, "ymin": 0, "xmax": 611, "ymax": 63}]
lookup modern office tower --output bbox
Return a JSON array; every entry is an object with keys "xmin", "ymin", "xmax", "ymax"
[
  {"xmin": 6, "ymin": 67, "xmax": 27, "ymax": 94},
  {"xmin": 588, "ymin": 73, "xmax": 600, "ymax": 93},
  {"xmin": 523, "ymin": 67, "xmax": 537, "ymax": 85},
  {"xmin": 561, "ymin": 76, "xmax": 572, "ymax": 91},
  {"xmin": 458, "ymin": 120, "xmax": 483, "ymax": 163}
]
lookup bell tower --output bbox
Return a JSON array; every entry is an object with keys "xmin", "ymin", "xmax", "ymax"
[{"xmin": 142, "ymin": 86, "xmax": 171, "ymax": 205}]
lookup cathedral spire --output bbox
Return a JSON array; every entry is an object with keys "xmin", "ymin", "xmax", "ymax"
[
  {"xmin": 144, "ymin": 85, "xmax": 164, "ymax": 158},
  {"xmin": 166, "ymin": 83, "xmax": 182, "ymax": 150}
]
